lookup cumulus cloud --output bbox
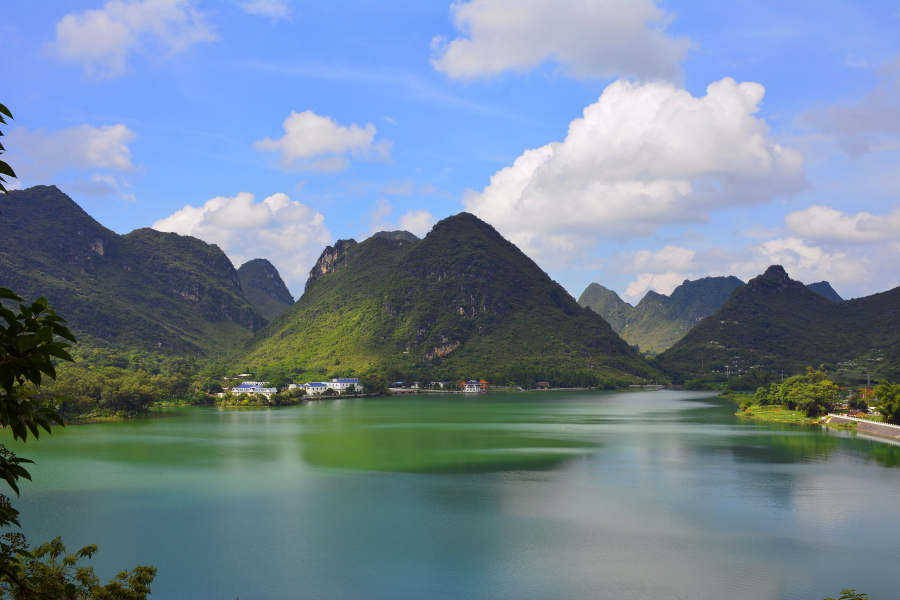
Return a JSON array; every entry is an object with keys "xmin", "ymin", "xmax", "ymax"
[
  {"xmin": 5, "ymin": 124, "xmax": 138, "ymax": 199},
  {"xmin": 431, "ymin": 0, "xmax": 691, "ymax": 81},
  {"xmin": 610, "ymin": 234, "xmax": 877, "ymax": 303},
  {"xmin": 613, "ymin": 245, "xmax": 697, "ymax": 301},
  {"xmin": 366, "ymin": 199, "xmax": 436, "ymax": 238},
  {"xmin": 463, "ymin": 77, "xmax": 807, "ymax": 264},
  {"xmin": 785, "ymin": 205, "xmax": 900, "ymax": 243},
  {"xmin": 51, "ymin": 0, "xmax": 216, "ymax": 79},
  {"xmin": 797, "ymin": 55, "xmax": 900, "ymax": 158},
  {"xmin": 239, "ymin": 0, "xmax": 291, "ymax": 21},
  {"xmin": 152, "ymin": 192, "xmax": 331, "ymax": 295},
  {"xmin": 254, "ymin": 110, "xmax": 391, "ymax": 172}
]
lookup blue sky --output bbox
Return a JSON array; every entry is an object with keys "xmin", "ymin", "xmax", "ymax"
[{"xmin": 3, "ymin": 0, "xmax": 899, "ymax": 301}]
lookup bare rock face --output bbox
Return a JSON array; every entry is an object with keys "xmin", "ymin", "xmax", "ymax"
[{"xmin": 305, "ymin": 239, "xmax": 357, "ymax": 293}]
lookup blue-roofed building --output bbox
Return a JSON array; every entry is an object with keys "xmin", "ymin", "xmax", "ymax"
[
  {"xmin": 302, "ymin": 382, "xmax": 328, "ymax": 395},
  {"xmin": 232, "ymin": 381, "xmax": 278, "ymax": 400}
]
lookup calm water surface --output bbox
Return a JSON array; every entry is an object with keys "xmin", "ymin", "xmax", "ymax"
[{"xmin": 6, "ymin": 390, "xmax": 900, "ymax": 600}]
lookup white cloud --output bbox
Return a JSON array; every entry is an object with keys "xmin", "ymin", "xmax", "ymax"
[
  {"xmin": 5, "ymin": 124, "xmax": 138, "ymax": 199},
  {"xmin": 254, "ymin": 110, "xmax": 391, "ymax": 172},
  {"xmin": 797, "ymin": 54, "xmax": 900, "ymax": 158},
  {"xmin": 463, "ymin": 77, "xmax": 807, "ymax": 265},
  {"xmin": 399, "ymin": 210, "xmax": 437, "ymax": 237},
  {"xmin": 431, "ymin": 0, "xmax": 691, "ymax": 81},
  {"xmin": 51, "ymin": 0, "xmax": 216, "ymax": 79},
  {"xmin": 152, "ymin": 192, "xmax": 331, "ymax": 295},
  {"xmin": 239, "ymin": 0, "xmax": 291, "ymax": 21},
  {"xmin": 785, "ymin": 205, "xmax": 900, "ymax": 243},
  {"xmin": 624, "ymin": 272, "xmax": 691, "ymax": 302},
  {"xmin": 366, "ymin": 199, "xmax": 435, "ymax": 238}
]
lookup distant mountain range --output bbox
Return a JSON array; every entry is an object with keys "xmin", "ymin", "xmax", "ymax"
[
  {"xmin": 237, "ymin": 258, "xmax": 294, "ymax": 320},
  {"xmin": 656, "ymin": 266, "xmax": 899, "ymax": 380},
  {"xmin": 579, "ymin": 277, "xmax": 745, "ymax": 352},
  {"xmin": 240, "ymin": 213, "xmax": 661, "ymax": 382},
  {"xmin": 6, "ymin": 186, "xmax": 891, "ymax": 386},
  {"xmin": 579, "ymin": 276, "xmax": 846, "ymax": 352},
  {"xmin": 1, "ymin": 186, "xmax": 267, "ymax": 355}
]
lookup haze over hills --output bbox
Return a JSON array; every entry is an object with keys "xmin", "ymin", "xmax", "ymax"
[
  {"xmin": 239, "ymin": 213, "xmax": 663, "ymax": 383},
  {"xmin": 1, "ymin": 186, "xmax": 267, "ymax": 355},
  {"xmin": 657, "ymin": 265, "xmax": 900, "ymax": 380},
  {"xmin": 579, "ymin": 276, "xmax": 745, "ymax": 352},
  {"xmin": 237, "ymin": 258, "xmax": 294, "ymax": 320}
]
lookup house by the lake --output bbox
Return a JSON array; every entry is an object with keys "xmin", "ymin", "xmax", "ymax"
[
  {"xmin": 288, "ymin": 378, "xmax": 360, "ymax": 396},
  {"xmin": 461, "ymin": 380, "xmax": 489, "ymax": 393},
  {"xmin": 232, "ymin": 381, "xmax": 278, "ymax": 399}
]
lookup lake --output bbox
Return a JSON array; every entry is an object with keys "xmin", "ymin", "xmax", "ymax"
[{"xmin": 6, "ymin": 390, "xmax": 900, "ymax": 599}]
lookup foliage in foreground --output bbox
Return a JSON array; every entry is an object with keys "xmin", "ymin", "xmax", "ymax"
[
  {"xmin": 824, "ymin": 589, "xmax": 867, "ymax": 600},
  {"xmin": 2, "ymin": 281, "xmax": 157, "ymax": 599}
]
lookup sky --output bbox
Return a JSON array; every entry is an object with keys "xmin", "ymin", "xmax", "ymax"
[{"xmin": 2, "ymin": 0, "xmax": 899, "ymax": 302}]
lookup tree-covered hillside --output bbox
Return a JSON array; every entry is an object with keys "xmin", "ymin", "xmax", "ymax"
[
  {"xmin": 579, "ymin": 276, "xmax": 745, "ymax": 352},
  {"xmin": 237, "ymin": 258, "xmax": 294, "ymax": 320},
  {"xmin": 238, "ymin": 213, "xmax": 663, "ymax": 384},
  {"xmin": 656, "ymin": 265, "xmax": 900, "ymax": 380},
  {"xmin": 0, "ymin": 186, "xmax": 266, "ymax": 355}
]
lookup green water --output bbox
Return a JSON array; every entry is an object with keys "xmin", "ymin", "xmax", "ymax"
[{"xmin": 6, "ymin": 390, "xmax": 900, "ymax": 599}]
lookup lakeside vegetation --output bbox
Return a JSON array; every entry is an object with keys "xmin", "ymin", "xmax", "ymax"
[{"xmin": 719, "ymin": 364, "xmax": 900, "ymax": 429}]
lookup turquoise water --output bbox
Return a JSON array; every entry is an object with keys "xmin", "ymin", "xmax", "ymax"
[{"xmin": 5, "ymin": 390, "xmax": 900, "ymax": 599}]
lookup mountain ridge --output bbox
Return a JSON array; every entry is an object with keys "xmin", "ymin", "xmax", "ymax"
[
  {"xmin": 578, "ymin": 276, "xmax": 745, "ymax": 352},
  {"xmin": 237, "ymin": 258, "xmax": 294, "ymax": 320},
  {"xmin": 0, "ymin": 185, "xmax": 266, "ymax": 355},
  {"xmin": 656, "ymin": 265, "xmax": 900, "ymax": 380},
  {"xmin": 240, "ymin": 212, "xmax": 663, "ymax": 383}
]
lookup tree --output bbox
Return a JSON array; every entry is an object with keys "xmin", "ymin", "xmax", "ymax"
[
  {"xmin": 0, "ymin": 103, "xmax": 16, "ymax": 196},
  {"xmin": 873, "ymin": 381, "xmax": 900, "ymax": 425},
  {"xmin": 824, "ymin": 590, "xmax": 868, "ymax": 600},
  {"xmin": 1, "ymin": 103, "xmax": 156, "ymax": 598}
]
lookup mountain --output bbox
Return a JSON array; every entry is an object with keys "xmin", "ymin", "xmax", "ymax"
[
  {"xmin": 0, "ymin": 186, "xmax": 266, "ymax": 355},
  {"xmin": 237, "ymin": 258, "xmax": 294, "ymax": 320},
  {"xmin": 806, "ymin": 281, "xmax": 843, "ymax": 302},
  {"xmin": 373, "ymin": 230, "xmax": 419, "ymax": 243},
  {"xmin": 656, "ymin": 265, "xmax": 900, "ymax": 379},
  {"xmin": 238, "ymin": 213, "xmax": 662, "ymax": 383},
  {"xmin": 578, "ymin": 276, "xmax": 745, "ymax": 352}
]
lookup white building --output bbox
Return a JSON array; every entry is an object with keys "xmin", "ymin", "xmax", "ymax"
[
  {"xmin": 326, "ymin": 378, "xmax": 360, "ymax": 394},
  {"xmin": 232, "ymin": 381, "xmax": 277, "ymax": 399},
  {"xmin": 303, "ymin": 382, "xmax": 328, "ymax": 395},
  {"xmin": 461, "ymin": 380, "xmax": 488, "ymax": 393}
]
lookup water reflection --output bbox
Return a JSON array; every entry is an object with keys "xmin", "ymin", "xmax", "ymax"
[{"xmin": 297, "ymin": 398, "xmax": 598, "ymax": 473}]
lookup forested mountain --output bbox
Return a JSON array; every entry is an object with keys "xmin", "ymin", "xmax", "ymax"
[
  {"xmin": 372, "ymin": 230, "xmax": 419, "ymax": 243},
  {"xmin": 238, "ymin": 213, "xmax": 663, "ymax": 384},
  {"xmin": 806, "ymin": 281, "xmax": 843, "ymax": 302},
  {"xmin": 578, "ymin": 276, "xmax": 745, "ymax": 352},
  {"xmin": 657, "ymin": 265, "xmax": 900, "ymax": 380},
  {"xmin": 0, "ymin": 186, "xmax": 266, "ymax": 355},
  {"xmin": 237, "ymin": 258, "xmax": 294, "ymax": 320}
]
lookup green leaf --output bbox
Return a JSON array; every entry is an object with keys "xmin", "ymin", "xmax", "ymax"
[
  {"xmin": 0, "ymin": 160, "xmax": 15, "ymax": 178},
  {"xmin": 0, "ymin": 288, "xmax": 23, "ymax": 302}
]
